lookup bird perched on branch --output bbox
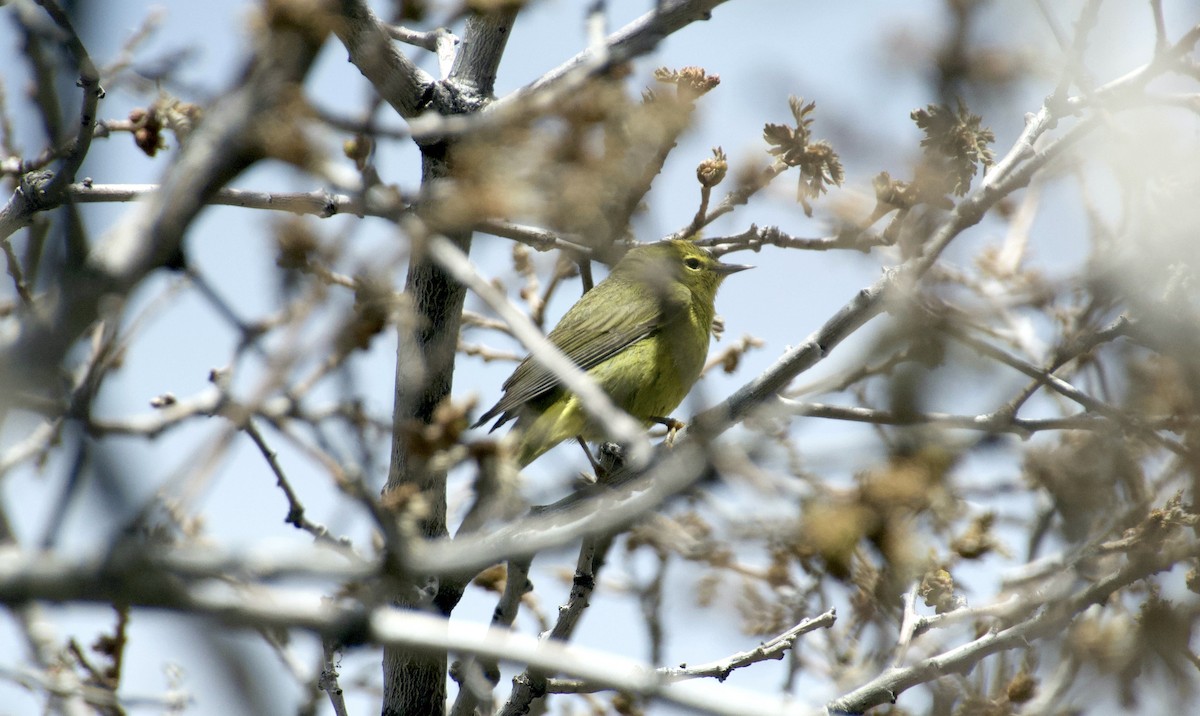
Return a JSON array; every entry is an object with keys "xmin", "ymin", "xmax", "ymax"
[{"xmin": 473, "ymin": 239, "xmax": 750, "ymax": 467}]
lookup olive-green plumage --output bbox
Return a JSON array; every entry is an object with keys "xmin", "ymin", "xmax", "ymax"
[{"xmin": 473, "ymin": 239, "xmax": 750, "ymax": 467}]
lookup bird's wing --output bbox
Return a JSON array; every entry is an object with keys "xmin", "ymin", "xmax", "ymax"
[{"xmin": 473, "ymin": 278, "xmax": 668, "ymax": 429}]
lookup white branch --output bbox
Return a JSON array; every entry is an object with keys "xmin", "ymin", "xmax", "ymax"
[
  {"xmin": 661, "ymin": 609, "xmax": 837, "ymax": 681},
  {"xmin": 0, "ymin": 545, "xmax": 819, "ymax": 716}
]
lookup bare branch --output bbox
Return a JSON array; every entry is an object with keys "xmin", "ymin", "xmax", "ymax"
[
  {"xmin": 333, "ymin": 0, "xmax": 433, "ymax": 119},
  {"xmin": 30, "ymin": 0, "xmax": 103, "ymax": 197},
  {"xmin": 67, "ymin": 182, "xmax": 409, "ymax": 220},
  {"xmin": 697, "ymin": 223, "xmax": 891, "ymax": 256},
  {"xmin": 386, "ymin": 24, "xmax": 458, "ymax": 56},
  {"xmin": 0, "ymin": 546, "xmax": 816, "ymax": 716},
  {"xmin": 521, "ymin": 0, "xmax": 732, "ymax": 101},
  {"xmin": 782, "ymin": 400, "xmax": 1119, "ymax": 438},
  {"xmin": 409, "ymin": 0, "xmax": 734, "ymax": 142},
  {"xmin": 2, "ymin": 0, "xmax": 335, "ymax": 386},
  {"xmin": 448, "ymin": 9, "xmax": 520, "ymax": 100},
  {"xmin": 945, "ymin": 326, "xmax": 1190, "ymax": 457},
  {"xmin": 662, "ymin": 609, "xmax": 836, "ymax": 682},
  {"xmin": 241, "ymin": 419, "xmax": 358, "ymax": 553},
  {"xmin": 827, "ymin": 534, "xmax": 1200, "ymax": 713}
]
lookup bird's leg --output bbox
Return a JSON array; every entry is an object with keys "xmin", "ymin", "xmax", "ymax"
[
  {"xmin": 575, "ymin": 436, "xmax": 604, "ymax": 482},
  {"xmin": 650, "ymin": 416, "xmax": 686, "ymax": 446}
]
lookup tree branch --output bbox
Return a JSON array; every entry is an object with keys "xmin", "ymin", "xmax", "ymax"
[
  {"xmin": 0, "ymin": 545, "xmax": 816, "ymax": 716},
  {"xmin": 1, "ymin": 0, "xmax": 335, "ymax": 388},
  {"xmin": 826, "ymin": 534, "xmax": 1200, "ymax": 713},
  {"xmin": 334, "ymin": 0, "xmax": 433, "ymax": 119}
]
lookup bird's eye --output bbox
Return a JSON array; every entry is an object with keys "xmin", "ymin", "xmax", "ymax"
[{"xmin": 684, "ymin": 257, "xmax": 703, "ymax": 270}]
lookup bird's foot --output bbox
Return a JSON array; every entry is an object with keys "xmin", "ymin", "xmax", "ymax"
[{"xmin": 650, "ymin": 416, "xmax": 686, "ymax": 446}]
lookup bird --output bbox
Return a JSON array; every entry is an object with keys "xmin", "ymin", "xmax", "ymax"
[{"xmin": 472, "ymin": 239, "xmax": 750, "ymax": 467}]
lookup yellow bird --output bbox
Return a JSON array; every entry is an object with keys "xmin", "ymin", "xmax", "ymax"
[{"xmin": 473, "ymin": 240, "xmax": 749, "ymax": 466}]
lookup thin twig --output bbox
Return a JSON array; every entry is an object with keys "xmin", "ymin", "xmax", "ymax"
[{"xmin": 240, "ymin": 419, "xmax": 357, "ymax": 553}]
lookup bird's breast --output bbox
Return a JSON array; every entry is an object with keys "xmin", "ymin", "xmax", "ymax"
[{"xmin": 586, "ymin": 316, "xmax": 708, "ymax": 424}]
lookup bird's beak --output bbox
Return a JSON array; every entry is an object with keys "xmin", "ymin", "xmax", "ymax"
[{"xmin": 715, "ymin": 260, "xmax": 753, "ymax": 275}]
